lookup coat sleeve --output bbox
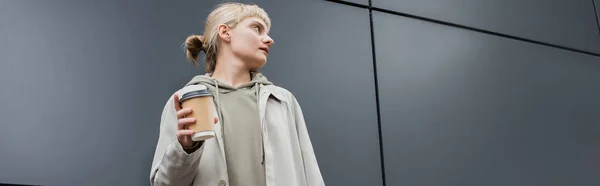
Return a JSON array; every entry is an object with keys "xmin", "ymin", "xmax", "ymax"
[
  {"xmin": 149, "ymin": 95, "xmax": 204, "ymax": 186},
  {"xmin": 290, "ymin": 94, "xmax": 326, "ymax": 186}
]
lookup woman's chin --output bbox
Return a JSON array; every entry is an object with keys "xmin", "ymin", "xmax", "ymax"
[
  {"xmin": 247, "ymin": 60, "xmax": 266, "ymax": 70},
  {"xmin": 254, "ymin": 58, "xmax": 267, "ymax": 66}
]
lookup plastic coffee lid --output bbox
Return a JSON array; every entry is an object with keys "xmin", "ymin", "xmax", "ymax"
[{"xmin": 178, "ymin": 84, "xmax": 213, "ymax": 103}]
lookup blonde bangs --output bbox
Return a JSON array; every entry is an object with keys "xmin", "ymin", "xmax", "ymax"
[{"xmin": 232, "ymin": 4, "xmax": 271, "ymax": 30}]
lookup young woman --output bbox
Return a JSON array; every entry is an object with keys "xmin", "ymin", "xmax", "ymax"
[{"xmin": 149, "ymin": 2, "xmax": 324, "ymax": 186}]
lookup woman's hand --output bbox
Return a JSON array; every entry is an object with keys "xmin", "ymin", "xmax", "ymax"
[{"xmin": 173, "ymin": 93, "xmax": 218, "ymax": 149}]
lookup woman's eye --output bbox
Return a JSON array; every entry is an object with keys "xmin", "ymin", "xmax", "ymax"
[{"xmin": 253, "ymin": 25, "xmax": 260, "ymax": 32}]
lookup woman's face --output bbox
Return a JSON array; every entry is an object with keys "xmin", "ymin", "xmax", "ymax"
[{"xmin": 228, "ymin": 17, "xmax": 273, "ymax": 70}]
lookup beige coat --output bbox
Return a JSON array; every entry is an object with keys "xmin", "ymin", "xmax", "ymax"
[{"xmin": 150, "ymin": 84, "xmax": 325, "ymax": 186}]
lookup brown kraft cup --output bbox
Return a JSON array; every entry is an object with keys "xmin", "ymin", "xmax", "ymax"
[{"xmin": 178, "ymin": 84, "xmax": 215, "ymax": 141}]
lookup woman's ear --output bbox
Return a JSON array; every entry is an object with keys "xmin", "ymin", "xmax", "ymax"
[{"xmin": 217, "ymin": 24, "xmax": 231, "ymax": 42}]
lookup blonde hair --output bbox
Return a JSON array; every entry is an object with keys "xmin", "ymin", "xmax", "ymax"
[{"xmin": 184, "ymin": 2, "xmax": 271, "ymax": 73}]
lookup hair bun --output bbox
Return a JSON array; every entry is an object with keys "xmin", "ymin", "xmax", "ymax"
[{"xmin": 185, "ymin": 35, "xmax": 205, "ymax": 64}]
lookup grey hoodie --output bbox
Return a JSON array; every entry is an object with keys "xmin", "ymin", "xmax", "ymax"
[{"xmin": 184, "ymin": 72, "xmax": 272, "ymax": 186}]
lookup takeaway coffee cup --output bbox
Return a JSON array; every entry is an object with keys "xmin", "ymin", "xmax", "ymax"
[{"xmin": 178, "ymin": 84, "xmax": 215, "ymax": 141}]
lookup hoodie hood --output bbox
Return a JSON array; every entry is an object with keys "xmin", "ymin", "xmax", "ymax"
[
  {"xmin": 185, "ymin": 71, "xmax": 272, "ymax": 93},
  {"xmin": 183, "ymin": 71, "xmax": 272, "ymax": 122}
]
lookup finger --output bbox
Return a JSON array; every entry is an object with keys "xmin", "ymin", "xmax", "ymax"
[
  {"xmin": 178, "ymin": 118, "xmax": 196, "ymax": 130},
  {"xmin": 177, "ymin": 108, "xmax": 193, "ymax": 119},
  {"xmin": 214, "ymin": 117, "xmax": 219, "ymax": 124},
  {"xmin": 173, "ymin": 93, "xmax": 182, "ymax": 111},
  {"xmin": 176, "ymin": 130, "xmax": 195, "ymax": 137}
]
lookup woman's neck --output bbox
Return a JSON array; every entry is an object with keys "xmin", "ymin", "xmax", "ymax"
[{"xmin": 211, "ymin": 55, "xmax": 252, "ymax": 87}]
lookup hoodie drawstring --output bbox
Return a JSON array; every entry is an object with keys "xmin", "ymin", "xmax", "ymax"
[{"xmin": 214, "ymin": 79, "xmax": 225, "ymax": 141}]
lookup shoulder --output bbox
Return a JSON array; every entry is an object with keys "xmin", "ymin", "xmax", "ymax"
[{"xmin": 263, "ymin": 84, "xmax": 297, "ymax": 103}]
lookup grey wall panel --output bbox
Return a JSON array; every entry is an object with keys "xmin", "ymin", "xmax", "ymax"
[
  {"xmin": 251, "ymin": 1, "xmax": 383, "ymax": 185},
  {"xmin": 595, "ymin": 0, "xmax": 600, "ymax": 33},
  {"xmin": 0, "ymin": 0, "xmax": 381, "ymax": 185},
  {"xmin": 374, "ymin": 11, "xmax": 600, "ymax": 186},
  {"xmin": 342, "ymin": 0, "xmax": 369, "ymax": 6},
  {"xmin": 372, "ymin": 0, "xmax": 600, "ymax": 54},
  {"xmin": 0, "ymin": 0, "xmax": 224, "ymax": 185}
]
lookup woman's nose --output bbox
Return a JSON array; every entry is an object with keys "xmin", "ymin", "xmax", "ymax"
[{"xmin": 264, "ymin": 36, "xmax": 274, "ymax": 46}]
